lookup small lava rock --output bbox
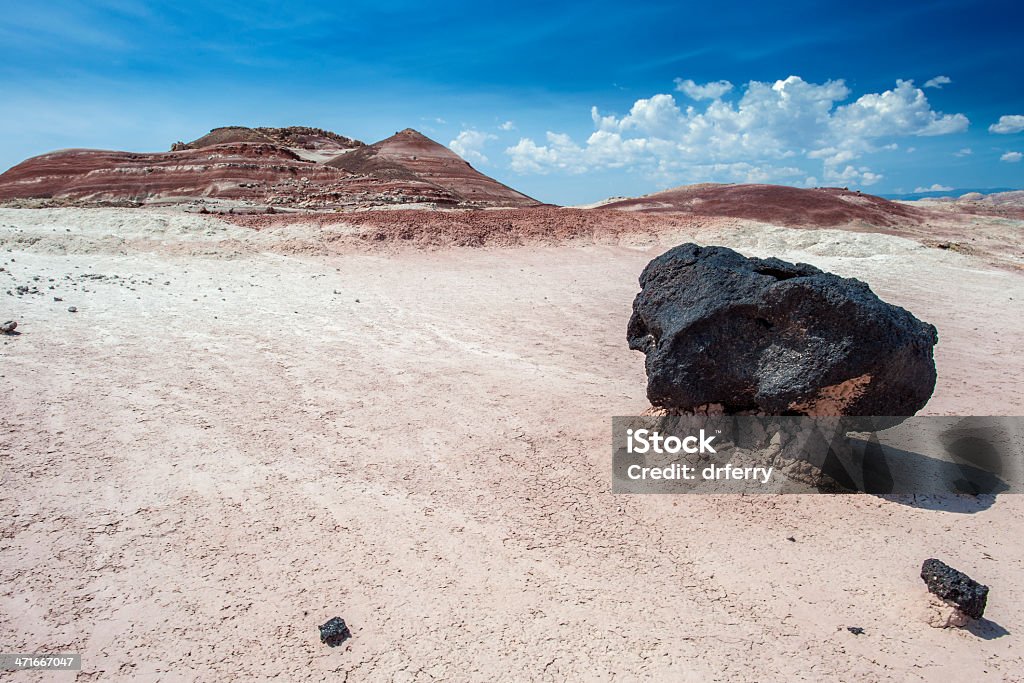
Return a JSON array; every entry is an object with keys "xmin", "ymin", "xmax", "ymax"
[
  {"xmin": 319, "ymin": 616, "xmax": 351, "ymax": 647},
  {"xmin": 1, "ymin": 320, "xmax": 16, "ymax": 334},
  {"xmin": 67, "ymin": 306, "xmax": 77, "ymax": 313},
  {"xmin": 921, "ymin": 558, "xmax": 988, "ymax": 620},
  {"xmin": 846, "ymin": 627, "xmax": 864, "ymax": 635}
]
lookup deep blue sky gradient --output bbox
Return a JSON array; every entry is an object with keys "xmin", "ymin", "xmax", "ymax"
[{"xmin": 1, "ymin": 0, "xmax": 1021, "ymax": 203}]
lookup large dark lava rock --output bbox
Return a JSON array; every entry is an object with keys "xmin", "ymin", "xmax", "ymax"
[{"xmin": 627, "ymin": 244, "xmax": 938, "ymax": 416}]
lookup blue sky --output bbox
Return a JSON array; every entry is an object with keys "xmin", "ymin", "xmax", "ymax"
[{"xmin": 1, "ymin": 0, "xmax": 1022, "ymax": 204}]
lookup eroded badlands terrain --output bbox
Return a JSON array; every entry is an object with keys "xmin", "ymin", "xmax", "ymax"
[{"xmin": 1, "ymin": 205, "xmax": 1022, "ymax": 681}]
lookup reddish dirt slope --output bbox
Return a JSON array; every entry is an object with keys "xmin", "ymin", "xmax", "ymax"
[
  {"xmin": 0, "ymin": 144, "xmax": 304, "ymax": 203},
  {"xmin": 602, "ymin": 183, "xmax": 929, "ymax": 228},
  {"xmin": 0, "ymin": 143, "xmax": 464, "ymax": 207},
  {"xmin": 0, "ymin": 128, "xmax": 540, "ymax": 209},
  {"xmin": 327, "ymin": 129, "xmax": 540, "ymax": 207}
]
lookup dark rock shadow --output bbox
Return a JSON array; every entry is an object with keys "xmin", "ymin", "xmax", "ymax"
[
  {"xmin": 966, "ymin": 617, "xmax": 1011, "ymax": 640},
  {"xmin": 831, "ymin": 438, "xmax": 1010, "ymax": 513},
  {"xmin": 875, "ymin": 493, "xmax": 997, "ymax": 513}
]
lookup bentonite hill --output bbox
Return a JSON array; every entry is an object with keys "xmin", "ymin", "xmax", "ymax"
[
  {"xmin": 0, "ymin": 126, "xmax": 540, "ymax": 210},
  {"xmin": 601, "ymin": 182, "xmax": 928, "ymax": 228}
]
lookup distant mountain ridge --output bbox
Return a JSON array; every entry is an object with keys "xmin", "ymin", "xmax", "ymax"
[{"xmin": 881, "ymin": 188, "xmax": 1018, "ymax": 201}]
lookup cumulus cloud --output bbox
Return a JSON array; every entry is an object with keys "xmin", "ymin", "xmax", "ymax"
[
  {"xmin": 449, "ymin": 129, "xmax": 497, "ymax": 164},
  {"xmin": 506, "ymin": 76, "xmax": 969, "ymax": 187},
  {"xmin": 954, "ymin": 147, "xmax": 972, "ymax": 157},
  {"xmin": 914, "ymin": 183, "xmax": 954, "ymax": 192},
  {"xmin": 499, "ymin": 120, "xmax": 516, "ymax": 131},
  {"xmin": 990, "ymin": 115, "xmax": 1024, "ymax": 134},
  {"xmin": 923, "ymin": 75, "xmax": 952, "ymax": 89},
  {"xmin": 825, "ymin": 164, "xmax": 884, "ymax": 186},
  {"xmin": 673, "ymin": 78, "xmax": 734, "ymax": 101},
  {"xmin": 1001, "ymin": 151, "xmax": 1022, "ymax": 163},
  {"xmin": 507, "ymin": 133, "xmax": 586, "ymax": 174}
]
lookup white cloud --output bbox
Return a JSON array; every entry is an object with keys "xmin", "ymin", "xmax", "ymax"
[
  {"xmin": 830, "ymin": 79, "xmax": 968, "ymax": 137},
  {"xmin": 827, "ymin": 164, "xmax": 884, "ymax": 186},
  {"xmin": 507, "ymin": 76, "xmax": 969, "ymax": 188},
  {"xmin": 1001, "ymin": 151, "xmax": 1022, "ymax": 163},
  {"xmin": 673, "ymin": 78, "xmax": 734, "ymax": 101},
  {"xmin": 923, "ymin": 75, "xmax": 952, "ymax": 89},
  {"xmin": 914, "ymin": 183, "xmax": 954, "ymax": 192},
  {"xmin": 990, "ymin": 115, "xmax": 1024, "ymax": 134},
  {"xmin": 449, "ymin": 129, "xmax": 497, "ymax": 164},
  {"xmin": 499, "ymin": 120, "xmax": 516, "ymax": 131},
  {"xmin": 954, "ymin": 147, "xmax": 972, "ymax": 157}
]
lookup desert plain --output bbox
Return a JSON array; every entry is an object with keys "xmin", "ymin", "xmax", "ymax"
[{"xmin": 1, "ymin": 199, "xmax": 1022, "ymax": 681}]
